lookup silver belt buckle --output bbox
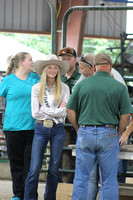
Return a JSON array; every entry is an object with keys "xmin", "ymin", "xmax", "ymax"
[{"xmin": 43, "ymin": 120, "xmax": 53, "ymax": 128}]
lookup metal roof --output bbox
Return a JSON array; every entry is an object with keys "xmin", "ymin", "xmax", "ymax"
[
  {"xmin": 0, "ymin": 0, "xmax": 130, "ymax": 38},
  {"xmin": 0, "ymin": 0, "xmax": 51, "ymax": 33},
  {"xmin": 85, "ymin": 0, "xmax": 127, "ymax": 38}
]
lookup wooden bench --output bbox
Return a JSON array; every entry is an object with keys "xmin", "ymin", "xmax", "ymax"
[
  {"xmin": 68, "ymin": 144, "xmax": 133, "ymax": 160},
  {"xmin": 119, "ymin": 183, "xmax": 133, "ymax": 199}
]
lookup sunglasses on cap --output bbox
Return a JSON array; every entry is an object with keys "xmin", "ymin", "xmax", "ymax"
[
  {"xmin": 81, "ymin": 54, "xmax": 93, "ymax": 68},
  {"xmin": 59, "ymin": 47, "xmax": 76, "ymax": 57}
]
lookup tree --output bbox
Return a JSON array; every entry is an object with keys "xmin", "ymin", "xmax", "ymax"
[
  {"xmin": 1, "ymin": 32, "xmax": 127, "ymax": 63},
  {"xmin": 82, "ymin": 38, "xmax": 127, "ymax": 63}
]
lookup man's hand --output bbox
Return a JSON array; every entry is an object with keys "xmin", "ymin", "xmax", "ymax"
[
  {"xmin": 119, "ymin": 133, "xmax": 128, "ymax": 146},
  {"xmin": 119, "ymin": 114, "xmax": 133, "ymax": 146},
  {"xmin": 66, "ymin": 108, "xmax": 78, "ymax": 133},
  {"xmin": 118, "ymin": 113, "xmax": 130, "ymax": 136}
]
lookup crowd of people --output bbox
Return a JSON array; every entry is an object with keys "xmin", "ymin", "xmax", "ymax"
[{"xmin": 0, "ymin": 47, "xmax": 133, "ymax": 200}]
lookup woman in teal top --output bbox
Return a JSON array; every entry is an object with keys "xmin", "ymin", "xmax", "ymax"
[{"xmin": 0, "ymin": 52, "xmax": 40, "ymax": 200}]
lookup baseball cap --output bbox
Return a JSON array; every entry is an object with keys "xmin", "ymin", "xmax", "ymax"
[
  {"xmin": 58, "ymin": 47, "xmax": 76, "ymax": 57},
  {"xmin": 94, "ymin": 53, "xmax": 112, "ymax": 66}
]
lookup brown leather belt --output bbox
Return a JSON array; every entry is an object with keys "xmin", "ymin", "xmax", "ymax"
[{"xmin": 78, "ymin": 124, "xmax": 117, "ymax": 129}]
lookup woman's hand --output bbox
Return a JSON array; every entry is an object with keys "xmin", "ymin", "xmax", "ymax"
[{"xmin": 59, "ymin": 102, "xmax": 66, "ymax": 108}]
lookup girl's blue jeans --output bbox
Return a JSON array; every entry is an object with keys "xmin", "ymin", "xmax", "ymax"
[{"xmin": 24, "ymin": 122, "xmax": 65, "ymax": 200}]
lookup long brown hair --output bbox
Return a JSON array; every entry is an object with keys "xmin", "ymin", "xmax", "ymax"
[{"xmin": 6, "ymin": 52, "xmax": 29, "ymax": 75}]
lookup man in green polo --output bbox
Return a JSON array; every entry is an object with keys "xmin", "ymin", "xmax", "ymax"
[
  {"xmin": 58, "ymin": 47, "xmax": 81, "ymax": 183},
  {"xmin": 66, "ymin": 53, "xmax": 132, "ymax": 200},
  {"xmin": 58, "ymin": 47, "xmax": 81, "ymax": 94}
]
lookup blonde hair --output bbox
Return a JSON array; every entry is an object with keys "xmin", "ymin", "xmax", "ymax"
[
  {"xmin": 38, "ymin": 65, "xmax": 62, "ymax": 105},
  {"xmin": 6, "ymin": 52, "xmax": 29, "ymax": 75}
]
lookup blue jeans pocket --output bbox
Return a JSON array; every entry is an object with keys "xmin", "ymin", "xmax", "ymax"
[
  {"xmin": 77, "ymin": 130, "xmax": 86, "ymax": 150},
  {"xmin": 105, "ymin": 129, "xmax": 119, "ymax": 149}
]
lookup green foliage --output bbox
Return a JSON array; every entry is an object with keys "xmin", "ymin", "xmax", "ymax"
[
  {"xmin": 82, "ymin": 38, "xmax": 122, "ymax": 63},
  {"xmin": 1, "ymin": 32, "xmax": 129, "ymax": 63}
]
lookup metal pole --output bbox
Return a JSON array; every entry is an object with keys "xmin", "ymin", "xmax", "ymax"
[
  {"xmin": 47, "ymin": 0, "xmax": 57, "ymax": 54},
  {"xmin": 120, "ymin": 32, "xmax": 127, "ymax": 76},
  {"xmin": 62, "ymin": 6, "xmax": 133, "ymax": 48}
]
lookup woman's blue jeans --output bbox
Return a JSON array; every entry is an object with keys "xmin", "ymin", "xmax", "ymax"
[
  {"xmin": 24, "ymin": 122, "xmax": 65, "ymax": 200},
  {"xmin": 72, "ymin": 126, "xmax": 119, "ymax": 200}
]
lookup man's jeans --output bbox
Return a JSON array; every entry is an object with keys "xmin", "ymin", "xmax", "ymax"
[
  {"xmin": 88, "ymin": 161, "xmax": 99, "ymax": 200},
  {"xmin": 72, "ymin": 126, "xmax": 119, "ymax": 200},
  {"xmin": 88, "ymin": 155, "xmax": 128, "ymax": 200},
  {"xmin": 24, "ymin": 122, "xmax": 65, "ymax": 200}
]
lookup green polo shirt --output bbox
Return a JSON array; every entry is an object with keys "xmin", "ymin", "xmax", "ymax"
[
  {"xmin": 61, "ymin": 66, "xmax": 81, "ymax": 94},
  {"xmin": 66, "ymin": 71, "xmax": 132, "ymax": 125}
]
